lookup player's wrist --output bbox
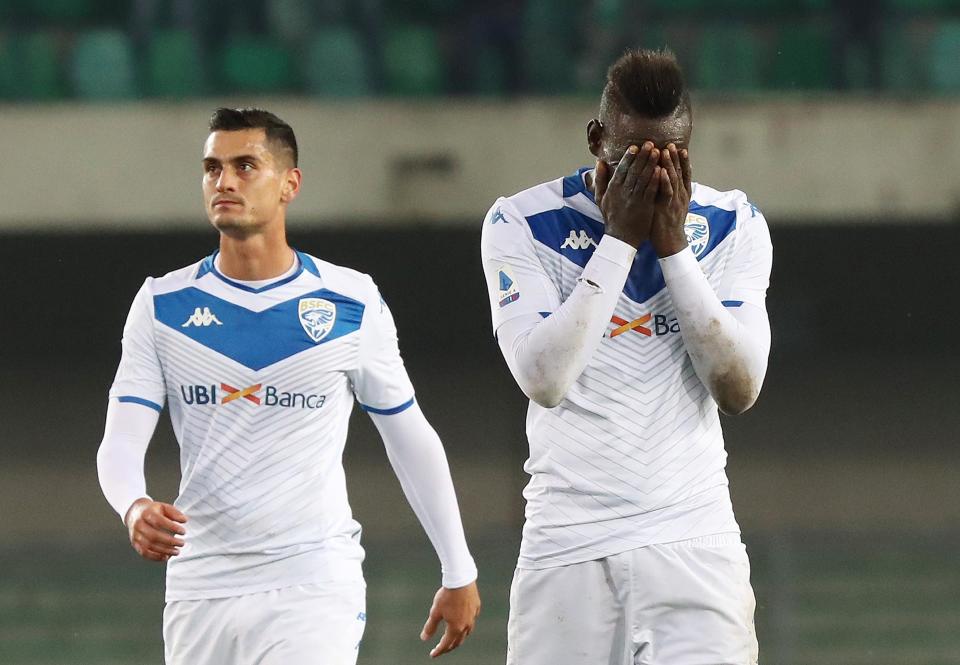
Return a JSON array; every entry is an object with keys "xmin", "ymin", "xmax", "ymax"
[
  {"xmin": 651, "ymin": 228, "xmax": 688, "ymax": 258},
  {"xmin": 123, "ymin": 496, "xmax": 153, "ymax": 526}
]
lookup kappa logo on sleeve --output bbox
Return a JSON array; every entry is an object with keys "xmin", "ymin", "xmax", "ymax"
[
  {"xmin": 684, "ymin": 213, "xmax": 710, "ymax": 258},
  {"xmin": 490, "ymin": 207, "xmax": 508, "ymax": 224},
  {"xmin": 497, "ymin": 265, "xmax": 520, "ymax": 307}
]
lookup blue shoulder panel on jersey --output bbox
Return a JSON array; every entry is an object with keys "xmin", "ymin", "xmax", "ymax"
[
  {"xmin": 153, "ymin": 287, "xmax": 365, "ymax": 370},
  {"xmin": 297, "ymin": 251, "xmax": 321, "ymax": 277},
  {"xmin": 360, "ymin": 396, "xmax": 416, "ymax": 415},
  {"xmin": 528, "ymin": 168, "xmax": 738, "ymax": 305},
  {"xmin": 561, "ymin": 167, "xmax": 596, "ymax": 201},
  {"xmin": 196, "ymin": 254, "xmax": 215, "ymax": 279},
  {"xmin": 117, "ymin": 395, "xmax": 163, "ymax": 412},
  {"xmin": 722, "ymin": 300, "xmax": 744, "ymax": 308}
]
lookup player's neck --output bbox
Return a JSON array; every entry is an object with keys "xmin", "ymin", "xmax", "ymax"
[{"xmin": 217, "ymin": 231, "xmax": 295, "ymax": 281}]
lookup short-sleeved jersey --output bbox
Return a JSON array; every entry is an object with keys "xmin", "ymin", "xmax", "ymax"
[
  {"xmin": 480, "ymin": 167, "xmax": 772, "ymax": 570},
  {"xmin": 110, "ymin": 250, "xmax": 415, "ymax": 601}
]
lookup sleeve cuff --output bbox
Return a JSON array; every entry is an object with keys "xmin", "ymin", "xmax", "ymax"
[
  {"xmin": 658, "ymin": 246, "xmax": 701, "ymax": 282},
  {"xmin": 442, "ymin": 560, "xmax": 478, "ymax": 589},
  {"xmin": 580, "ymin": 236, "xmax": 636, "ymax": 290},
  {"xmin": 595, "ymin": 234, "xmax": 638, "ymax": 268}
]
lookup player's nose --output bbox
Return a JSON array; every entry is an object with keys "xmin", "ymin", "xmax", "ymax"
[{"xmin": 215, "ymin": 168, "xmax": 238, "ymax": 191}]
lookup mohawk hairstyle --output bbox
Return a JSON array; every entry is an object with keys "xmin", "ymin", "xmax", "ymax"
[
  {"xmin": 208, "ymin": 107, "xmax": 299, "ymax": 167},
  {"xmin": 603, "ymin": 48, "xmax": 690, "ymax": 119}
]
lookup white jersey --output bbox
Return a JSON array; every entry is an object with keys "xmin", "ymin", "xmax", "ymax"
[
  {"xmin": 481, "ymin": 167, "xmax": 773, "ymax": 569},
  {"xmin": 110, "ymin": 251, "xmax": 415, "ymax": 601}
]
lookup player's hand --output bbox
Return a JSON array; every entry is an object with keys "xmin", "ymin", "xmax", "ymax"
[
  {"xmin": 124, "ymin": 498, "xmax": 187, "ymax": 562},
  {"xmin": 650, "ymin": 143, "xmax": 692, "ymax": 258},
  {"xmin": 419, "ymin": 581, "xmax": 481, "ymax": 658},
  {"xmin": 594, "ymin": 141, "xmax": 661, "ymax": 248}
]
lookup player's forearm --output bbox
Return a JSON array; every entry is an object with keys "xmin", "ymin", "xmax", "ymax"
[
  {"xmin": 96, "ymin": 400, "xmax": 158, "ymax": 520},
  {"xmin": 370, "ymin": 404, "xmax": 478, "ymax": 588},
  {"xmin": 660, "ymin": 248, "xmax": 771, "ymax": 414},
  {"xmin": 498, "ymin": 235, "xmax": 636, "ymax": 408}
]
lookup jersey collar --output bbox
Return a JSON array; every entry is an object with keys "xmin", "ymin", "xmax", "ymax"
[{"xmin": 196, "ymin": 249, "xmax": 319, "ymax": 293}]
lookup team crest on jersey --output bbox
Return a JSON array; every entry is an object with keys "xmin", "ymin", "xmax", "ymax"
[
  {"xmin": 298, "ymin": 298, "xmax": 337, "ymax": 343},
  {"xmin": 684, "ymin": 213, "xmax": 710, "ymax": 258},
  {"xmin": 497, "ymin": 265, "xmax": 520, "ymax": 307}
]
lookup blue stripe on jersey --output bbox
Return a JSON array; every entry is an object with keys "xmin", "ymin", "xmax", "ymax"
[
  {"xmin": 153, "ymin": 288, "xmax": 365, "ymax": 371},
  {"xmin": 527, "ymin": 169, "xmax": 738, "ymax": 306},
  {"xmin": 722, "ymin": 300, "xmax": 744, "ymax": 307},
  {"xmin": 117, "ymin": 395, "xmax": 163, "ymax": 412},
  {"xmin": 360, "ymin": 396, "xmax": 415, "ymax": 415}
]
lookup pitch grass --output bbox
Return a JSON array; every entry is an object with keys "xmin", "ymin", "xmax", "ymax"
[{"xmin": 1, "ymin": 530, "xmax": 958, "ymax": 665}]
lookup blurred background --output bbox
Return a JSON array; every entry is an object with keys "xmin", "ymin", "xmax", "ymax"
[{"xmin": 1, "ymin": 1, "xmax": 959, "ymax": 664}]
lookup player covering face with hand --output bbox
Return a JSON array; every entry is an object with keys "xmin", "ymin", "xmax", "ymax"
[
  {"xmin": 97, "ymin": 107, "xmax": 480, "ymax": 665},
  {"xmin": 481, "ymin": 49, "xmax": 771, "ymax": 665}
]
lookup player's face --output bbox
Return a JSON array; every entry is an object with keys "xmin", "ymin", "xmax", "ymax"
[
  {"xmin": 201, "ymin": 129, "xmax": 297, "ymax": 234},
  {"xmin": 589, "ymin": 109, "xmax": 692, "ymax": 172}
]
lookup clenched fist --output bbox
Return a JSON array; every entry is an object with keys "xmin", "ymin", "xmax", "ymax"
[{"xmin": 124, "ymin": 498, "xmax": 188, "ymax": 562}]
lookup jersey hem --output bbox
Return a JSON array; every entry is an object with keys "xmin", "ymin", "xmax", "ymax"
[
  {"xmin": 514, "ymin": 528, "xmax": 743, "ymax": 571},
  {"xmin": 164, "ymin": 559, "xmax": 365, "ymax": 602}
]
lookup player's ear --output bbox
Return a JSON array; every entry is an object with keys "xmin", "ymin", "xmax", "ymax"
[
  {"xmin": 587, "ymin": 119, "xmax": 602, "ymax": 158},
  {"xmin": 281, "ymin": 167, "xmax": 302, "ymax": 203}
]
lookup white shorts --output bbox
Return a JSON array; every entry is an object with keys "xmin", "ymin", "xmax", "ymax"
[
  {"xmin": 506, "ymin": 534, "xmax": 758, "ymax": 665},
  {"xmin": 163, "ymin": 581, "xmax": 366, "ymax": 665}
]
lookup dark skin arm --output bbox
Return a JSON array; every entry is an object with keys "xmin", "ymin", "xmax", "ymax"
[
  {"xmin": 650, "ymin": 144, "xmax": 693, "ymax": 258},
  {"xmin": 593, "ymin": 142, "xmax": 662, "ymax": 249}
]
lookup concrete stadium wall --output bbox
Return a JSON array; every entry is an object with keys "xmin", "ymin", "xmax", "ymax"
[{"xmin": 2, "ymin": 98, "xmax": 959, "ymax": 230}]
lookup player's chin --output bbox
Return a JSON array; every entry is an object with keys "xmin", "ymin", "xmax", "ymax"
[{"xmin": 210, "ymin": 214, "xmax": 253, "ymax": 233}]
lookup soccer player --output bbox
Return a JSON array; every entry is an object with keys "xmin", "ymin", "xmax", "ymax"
[
  {"xmin": 480, "ymin": 49, "xmax": 771, "ymax": 665},
  {"xmin": 96, "ymin": 108, "xmax": 481, "ymax": 664}
]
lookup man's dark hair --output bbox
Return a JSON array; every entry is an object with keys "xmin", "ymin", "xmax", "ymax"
[
  {"xmin": 208, "ymin": 107, "xmax": 299, "ymax": 167},
  {"xmin": 602, "ymin": 48, "xmax": 691, "ymax": 120}
]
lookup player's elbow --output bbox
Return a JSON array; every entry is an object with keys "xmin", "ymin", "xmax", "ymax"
[
  {"xmin": 710, "ymin": 367, "xmax": 761, "ymax": 416},
  {"xmin": 527, "ymin": 386, "xmax": 566, "ymax": 409},
  {"xmin": 517, "ymin": 373, "xmax": 567, "ymax": 408},
  {"xmin": 512, "ymin": 354, "xmax": 570, "ymax": 408},
  {"xmin": 716, "ymin": 391, "xmax": 757, "ymax": 416}
]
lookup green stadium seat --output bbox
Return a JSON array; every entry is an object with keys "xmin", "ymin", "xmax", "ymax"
[
  {"xmin": 220, "ymin": 37, "xmax": 295, "ymax": 94},
  {"xmin": 522, "ymin": 0, "xmax": 579, "ymax": 94},
  {"xmin": 593, "ymin": 0, "xmax": 625, "ymax": 28},
  {"xmin": 12, "ymin": 31, "xmax": 64, "ymax": 100},
  {"xmin": 887, "ymin": 0, "xmax": 960, "ymax": 10},
  {"xmin": 70, "ymin": 29, "xmax": 137, "ymax": 99},
  {"xmin": 31, "ymin": 0, "xmax": 97, "ymax": 21},
  {"xmin": 382, "ymin": 24, "xmax": 443, "ymax": 96},
  {"xmin": 146, "ymin": 30, "xmax": 204, "ymax": 98},
  {"xmin": 647, "ymin": 0, "xmax": 712, "ymax": 11},
  {"xmin": 881, "ymin": 21, "xmax": 925, "ymax": 91},
  {"xmin": 0, "ymin": 37, "xmax": 14, "ymax": 99},
  {"xmin": 472, "ymin": 45, "xmax": 507, "ymax": 96},
  {"xmin": 267, "ymin": 0, "xmax": 315, "ymax": 44},
  {"xmin": 768, "ymin": 23, "xmax": 833, "ymax": 89},
  {"xmin": 304, "ymin": 27, "xmax": 370, "ymax": 97},
  {"xmin": 695, "ymin": 24, "xmax": 762, "ymax": 91},
  {"xmin": 929, "ymin": 22, "xmax": 960, "ymax": 91}
]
